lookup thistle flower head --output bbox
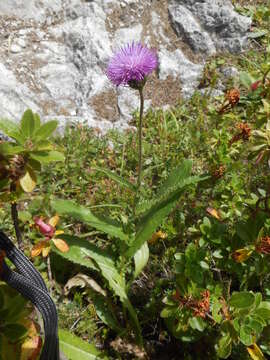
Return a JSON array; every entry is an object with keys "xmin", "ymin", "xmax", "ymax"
[{"xmin": 106, "ymin": 42, "xmax": 158, "ymax": 88}]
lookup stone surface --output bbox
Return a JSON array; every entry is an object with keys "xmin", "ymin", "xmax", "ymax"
[
  {"xmin": 221, "ymin": 66, "xmax": 239, "ymax": 79},
  {"xmin": 169, "ymin": 0, "xmax": 251, "ymax": 54},
  {"xmin": 0, "ymin": 0, "xmax": 251, "ymax": 132}
]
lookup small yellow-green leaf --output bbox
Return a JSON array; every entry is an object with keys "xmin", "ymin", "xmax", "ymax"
[
  {"xmin": 134, "ymin": 242, "xmax": 149, "ymax": 278},
  {"xmin": 48, "ymin": 215, "xmax": 60, "ymax": 227},
  {"xmin": 19, "ymin": 170, "xmax": 36, "ymax": 193},
  {"xmin": 52, "ymin": 238, "xmax": 69, "ymax": 253}
]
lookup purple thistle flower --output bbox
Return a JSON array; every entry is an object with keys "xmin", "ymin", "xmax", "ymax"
[{"xmin": 106, "ymin": 42, "xmax": 158, "ymax": 88}]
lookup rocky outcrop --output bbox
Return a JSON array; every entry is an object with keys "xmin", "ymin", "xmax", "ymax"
[
  {"xmin": 168, "ymin": 0, "xmax": 251, "ymax": 55},
  {"xmin": 0, "ymin": 0, "xmax": 251, "ymax": 132}
]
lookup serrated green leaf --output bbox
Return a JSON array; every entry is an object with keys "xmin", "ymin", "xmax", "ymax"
[
  {"xmin": 52, "ymin": 199, "xmax": 128, "ymax": 242},
  {"xmin": 157, "ymin": 160, "xmax": 192, "ymax": 196},
  {"xmin": 135, "ymin": 160, "xmax": 194, "ymax": 216},
  {"xmin": 126, "ymin": 161, "xmax": 203, "ymax": 259},
  {"xmin": 34, "ymin": 120, "xmax": 58, "ymax": 139},
  {"xmin": 20, "ymin": 109, "xmax": 35, "ymax": 138},
  {"xmin": 51, "ymin": 235, "xmax": 98, "ymax": 271},
  {"xmin": 94, "ymin": 167, "xmax": 136, "ymax": 192},
  {"xmin": 134, "ymin": 242, "xmax": 149, "ymax": 279},
  {"xmin": 59, "ymin": 329, "xmax": 108, "ymax": 360}
]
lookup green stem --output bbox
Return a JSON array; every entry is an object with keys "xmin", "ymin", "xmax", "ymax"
[
  {"xmin": 132, "ymin": 88, "xmax": 144, "ymax": 217},
  {"xmin": 137, "ymin": 87, "xmax": 144, "ymax": 191}
]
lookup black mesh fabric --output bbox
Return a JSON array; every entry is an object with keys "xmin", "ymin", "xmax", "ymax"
[{"xmin": 0, "ymin": 231, "xmax": 59, "ymax": 360}]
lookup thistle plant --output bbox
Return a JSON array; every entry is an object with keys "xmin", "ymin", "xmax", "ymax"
[
  {"xmin": 48, "ymin": 41, "xmax": 206, "ymax": 347},
  {"xmin": 106, "ymin": 42, "xmax": 158, "ymax": 192}
]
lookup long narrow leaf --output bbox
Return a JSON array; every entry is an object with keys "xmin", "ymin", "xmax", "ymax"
[
  {"xmin": 51, "ymin": 235, "xmax": 98, "ymax": 271},
  {"xmin": 59, "ymin": 329, "xmax": 108, "ymax": 360},
  {"xmin": 127, "ymin": 173, "xmax": 203, "ymax": 259},
  {"xmin": 157, "ymin": 160, "xmax": 192, "ymax": 196},
  {"xmin": 135, "ymin": 159, "xmax": 193, "ymax": 216},
  {"xmin": 52, "ymin": 199, "xmax": 128, "ymax": 242},
  {"xmin": 91, "ymin": 294, "xmax": 123, "ymax": 332},
  {"xmin": 53, "ymin": 235, "xmax": 142, "ymax": 345}
]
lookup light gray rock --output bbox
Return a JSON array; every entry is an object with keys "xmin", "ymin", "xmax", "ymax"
[
  {"xmin": 10, "ymin": 44, "xmax": 22, "ymax": 54},
  {"xmin": 0, "ymin": 0, "xmax": 251, "ymax": 132},
  {"xmin": 0, "ymin": 0, "xmax": 62, "ymax": 22},
  {"xmin": 17, "ymin": 38, "xmax": 27, "ymax": 48},
  {"xmin": 221, "ymin": 66, "xmax": 239, "ymax": 79},
  {"xmin": 0, "ymin": 64, "xmax": 39, "ymax": 120},
  {"xmin": 168, "ymin": 4, "xmax": 216, "ymax": 55},
  {"xmin": 169, "ymin": 0, "xmax": 251, "ymax": 54},
  {"xmin": 159, "ymin": 47, "xmax": 203, "ymax": 98}
]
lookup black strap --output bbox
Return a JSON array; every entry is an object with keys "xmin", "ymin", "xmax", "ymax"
[{"xmin": 0, "ymin": 231, "xmax": 59, "ymax": 360}]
